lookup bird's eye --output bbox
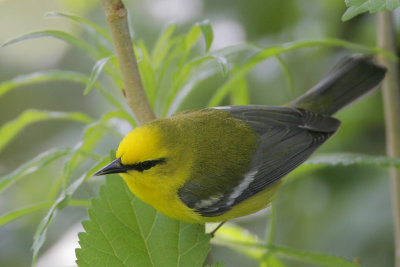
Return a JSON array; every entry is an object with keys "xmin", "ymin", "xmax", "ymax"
[{"xmin": 125, "ymin": 158, "xmax": 166, "ymax": 172}]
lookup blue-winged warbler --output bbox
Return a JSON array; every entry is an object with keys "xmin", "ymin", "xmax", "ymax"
[{"xmin": 96, "ymin": 55, "xmax": 386, "ymax": 224}]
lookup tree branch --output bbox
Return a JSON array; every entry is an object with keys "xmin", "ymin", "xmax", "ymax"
[
  {"xmin": 377, "ymin": 11, "xmax": 400, "ymax": 267},
  {"xmin": 101, "ymin": 0, "xmax": 156, "ymax": 125}
]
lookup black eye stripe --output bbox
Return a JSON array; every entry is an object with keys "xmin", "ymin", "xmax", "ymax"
[{"xmin": 125, "ymin": 158, "xmax": 166, "ymax": 172}]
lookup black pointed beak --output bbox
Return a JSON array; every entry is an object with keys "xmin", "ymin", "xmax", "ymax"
[{"xmin": 95, "ymin": 158, "xmax": 127, "ymax": 176}]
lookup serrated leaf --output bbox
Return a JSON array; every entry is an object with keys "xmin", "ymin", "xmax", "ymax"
[
  {"xmin": 304, "ymin": 153, "xmax": 400, "ymax": 168},
  {"xmin": 0, "ymin": 149, "xmax": 69, "ymax": 193},
  {"xmin": 2, "ymin": 30, "xmax": 100, "ymax": 58},
  {"xmin": 342, "ymin": 0, "xmax": 400, "ymax": 21},
  {"xmin": 84, "ymin": 56, "xmax": 112, "ymax": 95},
  {"xmin": 32, "ymin": 158, "xmax": 109, "ymax": 266},
  {"xmin": 0, "ymin": 70, "xmax": 89, "ymax": 98},
  {"xmin": 0, "ymin": 110, "xmax": 93, "ymax": 154},
  {"xmin": 76, "ymin": 175, "xmax": 210, "ymax": 267},
  {"xmin": 197, "ymin": 20, "xmax": 213, "ymax": 52}
]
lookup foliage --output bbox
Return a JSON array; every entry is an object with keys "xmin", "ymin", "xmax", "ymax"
[
  {"xmin": 343, "ymin": 0, "xmax": 400, "ymax": 21},
  {"xmin": 76, "ymin": 175, "xmax": 210, "ymax": 267},
  {"xmin": 0, "ymin": 4, "xmax": 398, "ymax": 267},
  {"xmin": 212, "ymin": 224, "xmax": 359, "ymax": 267}
]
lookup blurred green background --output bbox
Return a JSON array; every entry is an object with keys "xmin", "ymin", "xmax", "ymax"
[{"xmin": 0, "ymin": 0, "xmax": 396, "ymax": 266}]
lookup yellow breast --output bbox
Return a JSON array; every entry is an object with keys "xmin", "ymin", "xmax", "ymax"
[
  {"xmin": 120, "ymin": 172, "xmax": 204, "ymax": 223},
  {"xmin": 120, "ymin": 171, "xmax": 281, "ymax": 223}
]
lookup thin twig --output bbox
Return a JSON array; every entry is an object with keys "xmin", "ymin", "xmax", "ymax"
[
  {"xmin": 101, "ymin": 0, "xmax": 156, "ymax": 125},
  {"xmin": 377, "ymin": 11, "xmax": 400, "ymax": 267}
]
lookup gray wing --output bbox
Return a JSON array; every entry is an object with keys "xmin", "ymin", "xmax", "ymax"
[{"xmin": 194, "ymin": 106, "xmax": 340, "ymax": 217}]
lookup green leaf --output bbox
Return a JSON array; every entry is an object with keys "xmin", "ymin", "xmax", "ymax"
[
  {"xmin": 61, "ymin": 111, "xmax": 128, "ymax": 187},
  {"xmin": 0, "ymin": 199, "xmax": 89, "ymax": 227},
  {"xmin": 46, "ymin": 12, "xmax": 113, "ymax": 57},
  {"xmin": 155, "ymin": 36, "xmax": 186, "ymax": 89},
  {"xmin": 230, "ymin": 74, "xmax": 249, "ymax": 105},
  {"xmin": 211, "ymin": 223, "xmax": 263, "ymax": 260},
  {"xmin": 387, "ymin": 0, "xmax": 400, "ymax": 9},
  {"xmin": 136, "ymin": 41, "xmax": 157, "ymax": 104},
  {"xmin": 0, "ymin": 110, "xmax": 93, "ymax": 154},
  {"xmin": 0, "ymin": 70, "xmax": 128, "ymax": 118},
  {"xmin": 266, "ymin": 202, "xmax": 277, "ymax": 246},
  {"xmin": 0, "ymin": 70, "xmax": 89, "ymax": 98},
  {"xmin": 76, "ymin": 175, "xmax": 210, "ymax": 267},
  {"xmin": 273, "ymin": 246, "xmax": 359, "ymax": 267},
  {"xmin": 211, "ymin": 43, "xmax": 261, "ymax": 63},
  {"xmin": 304, "ymin": 153, "xmax": 400, "ymax": 168},
  {"xmin": 342, "ymin": 0, "xmax": 400, "ymax": 21},
  {"xmin": 33, "ymin": 114, "xmax": 127, "ymax": 260},
  {"xmin": 197, "ymin": 20, "xmax": 214, "ymax": 52},
  {"xmin": 32, "ymin": 158, "xmax": 109, "ymax": 266},
  {"xmin": 84, "ymin": 56, "xmax": 112, "ymax": 95},
  {"xmin": 154, "ymin": 36, "xmax": 186, "ymax": 92},
  {"xmin": 275, "ymin": 55, "xmax": 294, "ymax": 93},
  {"xmin": 212, "ymin": 55, "xmax": 229, "ymax": 77},
  {"xmin": 164, "ymin": 53, "xmax": 229, "ymax": 116},
  {"xmin": 95, "ymin": 87, "xmax": 131, "ymax": 119},
  {"xmin": 166, "ymin": 67, "xmax": 218, "ymax": 116},
  {"xmin": 161, "ymin": 55, "xmax": 226, "ymax": 115},
  {"xmin": 212, "ymin": 224, "xmax": 357, "ymax": 266},
  {"xmin": 206, "ymin": 262, "xmax": 225, "ymax": 267},
  {"xmin": 2, "ymin": 30, "xmax": 100, "ymax": 58},
  {"xmin": 45, "ymin": 12, "xmax": 113, "ymax": 43},
  {"xmin": 208, "ymin": 39, "xmax": 394, "ymax": 107},
  {"xmin": 0, "ymin": 203, "xmax": 52, "ymax": 227},
  {"xmin": 262, "ymin": 254, "xmax": 286, "ymax": 267},
  {"xmin": 185, "ymin": 24, "xmax": 202, "ymax": 52},
  {"xmin": 152, "ymin": 23, "xmax": 177, "ymax": 69},
  {"xmin": 0, "ymin": 149, "xmax": 69, "ymax": 193}
]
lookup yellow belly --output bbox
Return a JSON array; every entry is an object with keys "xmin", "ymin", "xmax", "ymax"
[
  {"xmin": 120, "ymin": 172, "xmax": 281, "ymax": 223},
  {"xmin": 209, "ymin": 181, "xmax": 281, "ymax": 222}
]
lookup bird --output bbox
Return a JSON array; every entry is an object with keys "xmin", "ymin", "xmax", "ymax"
[{"xmin": 95, "ymin": 55, "xmax": 386, "ymax": 228}]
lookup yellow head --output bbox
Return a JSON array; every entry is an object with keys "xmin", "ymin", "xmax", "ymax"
[
  {"xmin": 96, "ymin": 120, "xmax": 198, "ymax": 221},
  {"xmin": 94, "ymin": 109, "xmax": 260, "ymax": 223},
  {"xmin": 116, "ymin": 125, "xmax": 167, "ymax": 167}
]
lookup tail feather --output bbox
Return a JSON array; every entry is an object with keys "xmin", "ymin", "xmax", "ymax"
[{"xmin": 290, "ymin": 55, "xmax": 386, "ymax": 116}]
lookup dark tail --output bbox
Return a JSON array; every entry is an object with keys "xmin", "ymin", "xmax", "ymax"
[{"xmin": 290, "ymin": 55, "xmax": 386, "ymax": 116}]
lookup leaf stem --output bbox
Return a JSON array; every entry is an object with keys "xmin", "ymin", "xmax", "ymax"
[
  {"xmin": 101, "ymin": 0, "xmax": 156, "ymax": 125},
  {"xmin": 266, "ymin": 201, "xmax": 276, "ymax": 246},
  {"xmin": 377, "ymin": 11, "xmax": 400, "ymax": 267}
]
